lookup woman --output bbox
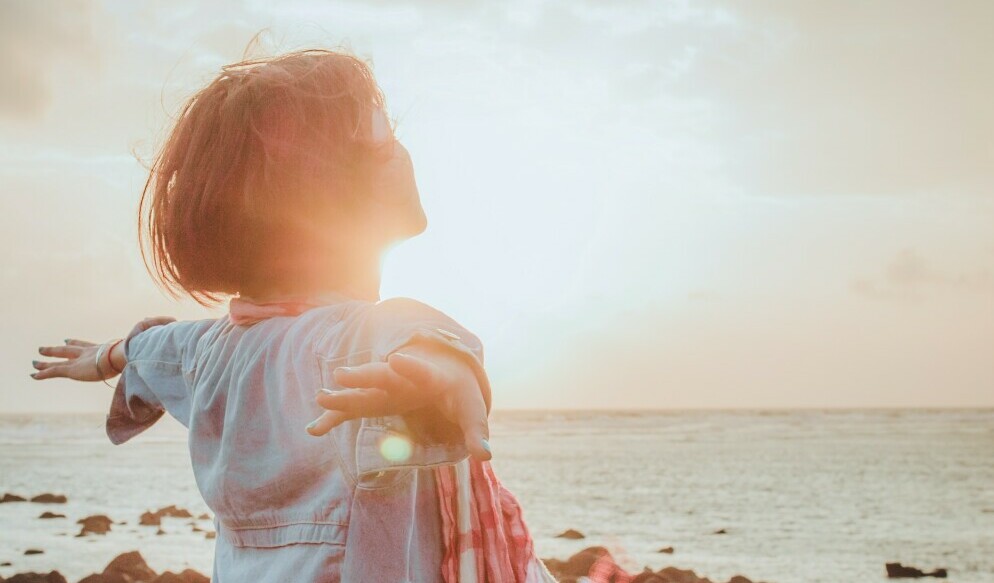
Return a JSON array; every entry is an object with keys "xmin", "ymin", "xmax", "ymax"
[{"xmin": 31, "ymin": 48, "xmax": 555, "ymax": 583}]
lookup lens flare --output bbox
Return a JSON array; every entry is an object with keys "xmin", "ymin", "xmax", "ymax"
[{"xmin": 380, "ymin": 435, "xmax": 413, "ymax": 462}]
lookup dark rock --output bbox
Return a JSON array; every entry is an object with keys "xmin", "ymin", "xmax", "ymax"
[
  {"xmin": 541, "ymin": 558, "xmax": 566, "ymax": 576},
  {"xmin": 204, "ymin": 531, "xmax": 216, "ymax": 540},
  {"xmin": 76, "ymin": 515, "xmax": 113, "ymax": 536},
  {"xmin": 5, "ymin": 572, "xmax": 67, "ymax": 583},
  {"xmin": 196, "ymin": 513, "xmax": 210, "ymax": 520},
  {"xmin": 157, "ymin": 506, "xmax": 192, "ymax": 519},
  {"xmin": 29, "ymin": 494, "xmax": 66, "ymax": 504},
  {"xmin": 22, "ymin": 551, "xmax": 42, "ymax": 556},
  {"xmin": 103, "ymin": 551, "xmax": 158, "ymax": 582},
  {"xmin": 632, "ymin": 567, "xmax": 669, "ymax": 583},
  {"xmin": 555, "ymin": 528, "xmax": 586, "ymax": 540},
  {"xmin": 140, "ymin": 505, "xmax": 193, "ymax": 527},
  {"xmin": 886, "ymin": 562, "xmax": 948, "ymax": 578},
  {"xmin": 1, "ymin": 560, "xmax": 10, "ymax": 565},
  {"xmin": 542, "ymin": 546, "xmax": 759, "ymax": 583},
  {"xmin": 657, "ymin": 546, "xmax": 675, "ymax": 554},
  {"xmin": 712, "ymin": 528, "xmax": 728, "ymax": 535},
  {"xmin": 1, "ymin": 493, "xmax": 27, "ymax": 503},
  {"xmin": 156, "ymin": 527, "xmax": 166, "ymax": 536},
  {"xmin": 548, "ymin": 546, "xmax": 612, "ymax": 578},
  {"xmin": 138, "ymin": 512, "xmax": 160, "ymax": 526},
  {"xmin": 657, "ymin": 566, "xmax": 711, "ymax": 583},
  {"xmin": 38, "ymin": 512, "xmax": 64, "ymax": 519}
]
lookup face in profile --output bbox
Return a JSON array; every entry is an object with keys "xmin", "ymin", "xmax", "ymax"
[{"xmin": 356, "ymin": 107, "xmax": 428, "ymax": 247}]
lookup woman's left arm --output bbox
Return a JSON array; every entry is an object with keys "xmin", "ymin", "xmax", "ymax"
[{"xmin": 308, "ymin": 339, "xmax": 492, "ymax": 461}]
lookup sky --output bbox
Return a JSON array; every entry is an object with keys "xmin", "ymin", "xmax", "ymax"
[{"xmin": 1, "ymin": 0, "xmax": 991, "ymax": 413}]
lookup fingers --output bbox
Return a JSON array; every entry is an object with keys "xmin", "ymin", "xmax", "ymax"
[
  {"xmin": 311, "ymin": 387, "xmax": 415, "ymax": 437},
  {"xmin": 32, "ymin": 359, "xmax": 63, "ymax": 371},
  {"xmin": 387, "ymin": 352, "xmax": 443, "ymax": 391},
  {"xmin": 38, "ymin": 345, "xmax": 82, "ymax": 359},
  {"xmin": 388, "ymin": 351, "xmax": 491, "ymax": 459},
  {"xmin": 33, "ymin": 340, "xmax": 88, "ymax": 381},
  {"xmin": 462, "ymin": 415, "xmax": 492, "ymax": 461},
  {"xmin": 316, "ymin": 388, "xmax": 396, "ymax": 417},
  {"xmin": 333, "ymin": 362, "xmax": 415, "ymax": 393},
  {"xmin": 34, "ymin": 343, "xmax": 83, "ymax": 380},
  {"xmin": 452, "ymin": 385, "xmax": 492, "ymax": 461},
  {"xmin": 30, "ymin": 365, "xmax": 69, "ymax": 380},
  {"xmin": 305, "ymin": 409, "xmax": 355, "ymax": 437}
]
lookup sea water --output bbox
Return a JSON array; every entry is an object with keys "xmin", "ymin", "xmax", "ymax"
[{"xmin": 1, "ymin": 410, "xmax": 992, "ymax": 582}]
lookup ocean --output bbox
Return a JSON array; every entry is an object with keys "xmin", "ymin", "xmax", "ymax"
[{"xmin": 1, "ymin": 410, "xmax": 992, "ymax": 582}]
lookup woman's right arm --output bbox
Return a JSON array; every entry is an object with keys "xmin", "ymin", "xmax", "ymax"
[
  {"xmin": 31, "ymin": 316, "xmax": 177, "ymax": 382},
  {"xmin": 34, "ymin": 316, "xmax": 215, "ymax": 444}
]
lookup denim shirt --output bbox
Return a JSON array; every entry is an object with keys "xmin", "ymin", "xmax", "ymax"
[{"xmin": 105, "ymin": 295, "xmax": 490, "ymax": 583}]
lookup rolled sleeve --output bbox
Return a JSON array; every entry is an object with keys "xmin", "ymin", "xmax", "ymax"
[
  {"xmin": 106, "ymin": 318, "xmax": 216, "ymax": 444},
  {"xmin": 354, "ymin": 416, "xmax": 471, "ymax": 479}
]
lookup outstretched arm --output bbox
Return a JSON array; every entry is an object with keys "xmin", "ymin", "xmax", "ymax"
[
  {"xmin": 32, "ymin": 317, "xmax": 177, "ymax": 382},
  {"xmin": 308, "ymin": 340, "xmax": 492, "ymax": 461}
]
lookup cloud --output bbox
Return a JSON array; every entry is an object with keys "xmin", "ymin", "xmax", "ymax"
[
  {"xmin": 650, "ymin": 0, "xmax": 994, "ymax": 198},
  {"xmin": 0, "ymin": 1, "xmax": 99, "ymax": 118},
  {"xmin": 414, "ymin": 0, "xmax": 994, "ymax": 199},
  {"xmin": 853, "ymin": 248, "xmax": 994, "ymax": 299}
]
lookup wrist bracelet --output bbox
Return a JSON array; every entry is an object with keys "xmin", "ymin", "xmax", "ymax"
[
  {"xmin": 95, "ymin": 340, "xmax": 122, "ymax": 389},
  {"xmin": 106, "ymin": 339, "xmax": 124, "ymax": 374}
]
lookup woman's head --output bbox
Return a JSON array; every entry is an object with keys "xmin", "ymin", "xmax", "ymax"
[{"xmin": 140, "ymin": 49, "xmax": 425, "ymax": 305}]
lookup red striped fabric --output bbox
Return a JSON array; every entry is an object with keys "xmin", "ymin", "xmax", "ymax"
[{"xmin": 436, "ymin": 459, "xmax": 540, "ymax": 582}]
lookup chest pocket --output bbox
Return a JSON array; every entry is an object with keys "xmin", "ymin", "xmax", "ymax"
[{"xmin": 317, "ymin": 349, "xmax": 416, "ymax": 490}]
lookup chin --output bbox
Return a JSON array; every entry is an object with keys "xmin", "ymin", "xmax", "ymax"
[
  {"xmin": 398, "ymin": 203, "xmax": 427, "ymax": 238},
  {"xmin": 411, "ymin": 210, "xmax": 428, "ymax": 236}
]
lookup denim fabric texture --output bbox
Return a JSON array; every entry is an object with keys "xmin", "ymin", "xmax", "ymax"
[{"xmin": 106, "ymin": 295, "xmax": 488, "ymax": 582}]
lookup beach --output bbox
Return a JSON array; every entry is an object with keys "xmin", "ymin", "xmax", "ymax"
[{"xmin": 1, "ymin": 409, "xmax": 992, "ymax": 582}]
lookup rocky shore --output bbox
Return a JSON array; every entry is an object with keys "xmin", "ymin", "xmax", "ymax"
[
  {"xmin": 0, "ymin": 551, "xmax": 206, "ymax": 583},
  {"xmin": 2, "ymin": 495, "xmax": 766, "ymax": 583},
  {"xmin": 3, "ymin": 548, "xmax": 758, "ymax": 583},
  {"xmin": 542, "ymin": 545, "xmax": 760, "ymax": 583},
  {"xmin": 1, "ymin": 492, "xmax": 951, "ymax": 582}
]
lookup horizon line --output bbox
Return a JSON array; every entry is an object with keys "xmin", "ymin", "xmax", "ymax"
[{"xmin": 1, "ymin": 405, "xmax": 992, "ymax": 417}]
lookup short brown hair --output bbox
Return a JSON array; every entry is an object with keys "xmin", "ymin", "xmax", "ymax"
[{"xmin": 139, "ymin": 49, "xmax": 391, "ymax": 305}]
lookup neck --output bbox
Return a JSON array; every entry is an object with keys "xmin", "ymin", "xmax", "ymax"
[
  {"xmin": 244, "ymin": 249, "xmax": 383, "ymax": 303},
  {"xmin": 321, "ymin": 254, "xmax": 382, "ymax": 302}
]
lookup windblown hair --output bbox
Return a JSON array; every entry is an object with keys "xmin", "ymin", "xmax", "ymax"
[{"xmin": 139, "ymin": 49, "xmax": 391, "ymax": 305}]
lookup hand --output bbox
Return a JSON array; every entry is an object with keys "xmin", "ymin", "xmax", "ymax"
[
  {"xmin": 308, "ymin": 346, "xmax": 492, "ymax": 461},
  {"xmin": 32, "ymin": 339, "xmax": 109, "ymax": 382},
  {"xmin": 32, "ymin": 316, "xmax": 177, "ymax": 382}
]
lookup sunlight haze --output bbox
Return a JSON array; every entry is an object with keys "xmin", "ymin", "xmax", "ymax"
[{"xmin": 2, "ymin": 0, "xmax": 992, "ymax": 412}]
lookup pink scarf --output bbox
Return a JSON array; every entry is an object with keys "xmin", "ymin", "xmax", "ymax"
[
  {"xmin": 228, "ymin": 296, "xmax": 553, "ymax": 583},
  {"xmin": 229, "ymin": 296, "xmax": 337, "ymax": 325}
]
